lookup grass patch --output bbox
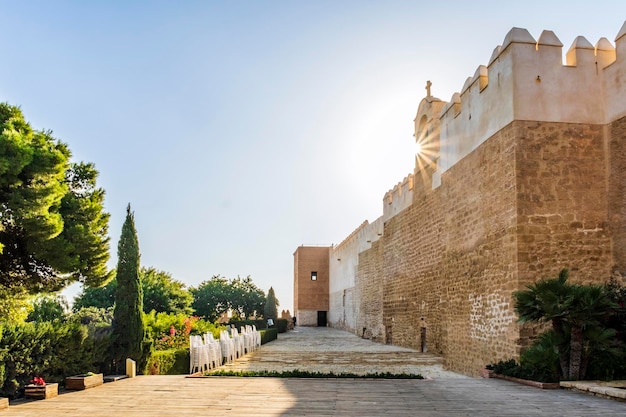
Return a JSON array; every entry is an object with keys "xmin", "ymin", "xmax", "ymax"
[{"xmin": 203, "ymin": 369, "xmax": 423, "ymax": 379}]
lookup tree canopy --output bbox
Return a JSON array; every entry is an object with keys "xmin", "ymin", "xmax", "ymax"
[
  {"xmin": 191, "ymin": 276, "xmax": 232, "ymax": 322},
  {"xmin": 141, "ymin": 267, "xmax": 193, "ymax": 315},
  {"xmin": 73, "ymin": 267, "xmax": 193, "ymax": 315},
  {"xmin": 191, "ymin": 275, "xmax": 266, "ymax": 322},
  {"xmin": 26, "ymin": 293, "xmax": 68, "ymax": 323},
  {"xmin": 231, "ymin": 276, "xmax": 266, "ymax": 319},
  {"xmin": 0, "ymin": 103, "xmax": 111, "ymax": 296},
  {"xmin": 0, "ymin": 286, "xmax": 31, "ymax": 323},
  {"xmin": 72, "ymin": 279, "xmax": 117, "ymax": 311}
]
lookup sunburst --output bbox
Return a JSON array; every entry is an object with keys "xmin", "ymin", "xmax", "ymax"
[{"xmin": 414, "ymin": 127, "xmax": 439, "ymax": 187}]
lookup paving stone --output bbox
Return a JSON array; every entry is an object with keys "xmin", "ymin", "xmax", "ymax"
[{"xmin": 4, "ymin": 327, "xmax": 626, "ymax": 416}]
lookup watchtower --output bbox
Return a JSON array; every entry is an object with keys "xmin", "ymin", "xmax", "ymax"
[{"xmin": 293, "ymin": 246, "xmax": 330, "ymax": 326}]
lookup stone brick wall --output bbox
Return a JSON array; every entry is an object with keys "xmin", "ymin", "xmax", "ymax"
[
  {"xmin": 353, "ymin": 120, "xmax": 617, "ymax": 376},
  {"xmin": 515, "ymin": 121, "xmax": 613, "ymax": 288},
  {"xmin": 356, "ymin": 239, "xmax": 384, "ymax": 342},
  {"xmin": 609, "ymin": 116, "xmax": 626, "ymax": 276},
  {"xmin": 375, "ymin": 123, "xmax": 520, "ymax": 374},
  {"xmin": 382, "ymin": 180, "xmax": 444, "ymax": 353},
  {"xmin": 437, "ymin": 123, "xmax": 519, "ymax": 374}
]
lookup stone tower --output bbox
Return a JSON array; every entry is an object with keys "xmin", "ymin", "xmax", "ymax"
[{"xmin": 293, "ymin": 246, "xmax": 330, "ymax": 326}]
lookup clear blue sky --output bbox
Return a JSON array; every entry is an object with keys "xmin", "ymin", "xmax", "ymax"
[{"xmin": 1, "ymin": 1, "xmax": 624, "ymax": 312}]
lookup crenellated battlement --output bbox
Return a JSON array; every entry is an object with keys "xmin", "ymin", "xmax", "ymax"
[
  {"xmin": 430, "ymin": 22, "xmax": 626, "ymax": 185},
  {"xmin": 334, "ymin": 220, "xmax": 369, "ymax": 252},
  {"xmin": 383, "ymin": 173, "xmax": 414, "ymax": 221},
  {"xmin": 376, "ymin": 21, "xmax": 626, "ymax": 236}
]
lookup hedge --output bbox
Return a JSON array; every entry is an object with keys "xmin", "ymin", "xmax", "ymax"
[
  {"xmin": 228, "ymin": 319, "xmax": 266, "ymax": 331},
  {"xmin": 275, "ymin": 319, "xmax": 288, "ymax": 333},
  {"xmin": 228, "ymin": 318, "xmax": 289, "ymax": 333},
  {"xmin": 145, "ymin": 348, "xmax": 189, "ymax": 375},
  {"xmin": 260, "ymin": 328, "xmax": 277, "ymax": 344},
  {"xmin": 0, "ymin": 322, "xmax": 102, "ymax": 398}
]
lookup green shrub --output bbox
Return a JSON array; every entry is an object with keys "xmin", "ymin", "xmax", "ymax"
[
  {"xmin": 584, "ymin": 326, "xmax": 626, "ymax": 381},
  {"xmin": 69, "ymin": 306, "xmax": 113, "ymax": 329},
  {"xmin": 275, "ymin": 319, "xmax": 289, "ymax": 333},
  {"xmin": 486, "ymin": 333, "xmax": 560, "ymax": 383},
  {"xmin": 260, "ymin": 328, "xmax": 277, "ymax": 344},
  {"xmin": 486, "ymin": 359, "xmax": 517, "ymax": 374},
  {"xmin": 144, "ymin": 312, "xmax": 224, "ymax": 351},
  {"xmin": 229, "ymin": 319, "xmax": 288, "ymax": 332},
  {"xmin": 519, "ymin": 331, "xmax": 560, "ymax": 382},
  {"xmin": 228, "ymin": 319, "xmax": 266, "ymax": 330},
  {"xmin": 89, "ymin": 327, "xmax": 114, "ymax": 374},
  {"xmin": 0, "ymin": 321, "xmax": 100, "ymax": 398},
  {"xmin": 0, "ymin": 330, "xmax": 5, "ymax": 389},
  {"xmin": 145, "ymin": 348, "xmax": 189, "ymax": 375}
]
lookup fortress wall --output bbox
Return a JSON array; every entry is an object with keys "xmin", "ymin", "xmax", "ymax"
[
  {"xmin": 515, "ymin": 120, "xmax": 613, "ymax": 290},
  {"xmin": 512, "ymin": 32, "xmax": 605, "ymax": 124},
  {"xmin": 355, "ymin": 239, "xmax": 384, "ymax": 342},
  {"xmin": 329, "ymin": 222, "xmax": 364, "ymax": 294},
  {"xmin": 383, "ymin": 174, "xmax": 414, "ymax": 221},
  {"xmin": 374, "ymin": 118, "xmax": 615, "ymax": 375},
  {"xmin": 382, "ymin": 181, "xmax": 444, "ymax": 352},
  {"xmin": 437, "ymin": 123, "xmax": 519, "ymax": 375},
  {"xmin": 328, "ymin": 287, "xmax": 356, "ymax": 331},
  {"xmin": 328, "ymin": 218, "xmax": 384, "ymax": 330},
  {"xmin": 324, "ymin": 23, "xmax": 626, "ymax": 375},
  {"xmin": 605, "ymin": 24, "xmax": 626, "ymax": 122},
  {"xmin": 435, "ymin": 27, "xmax": 625, "ymax": 187},
  {"xmin": 609, "ymin": 115, "xmax": 626, "ymax": 275},
  {"xmin": 328, "ymin": 223, "xmax": 362, "ymax": 329}
]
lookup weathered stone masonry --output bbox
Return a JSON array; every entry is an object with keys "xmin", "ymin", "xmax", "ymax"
[{"xmin": 295, "ymin": 23, "xmax": 626, "ymax": 376}]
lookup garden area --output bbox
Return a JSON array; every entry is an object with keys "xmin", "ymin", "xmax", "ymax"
[
  {"xmin": 0, "ymin": 309, "xmax": 286, "ymax": 399},
  {"xmin": 0, "ymin": 102, "xmax": 288, "ymax": 400},
  {"xmin": 486, "ymin": 269, "xmax": 626, "ymax": 384}
]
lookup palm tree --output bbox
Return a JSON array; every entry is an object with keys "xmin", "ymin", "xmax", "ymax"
[
  {"xmin": 565, "ymin": 283, "xmax": 616, "ymax": 379},
  {"xmin": 513, "ymin": 269, "xmax": 616, "ymax": 380},
  {"xmin": 514, "ymin": 269, "xmax": 570, "ymax": 377}
]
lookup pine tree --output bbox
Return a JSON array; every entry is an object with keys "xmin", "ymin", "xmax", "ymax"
[
  {"xmin": 110, "ymin": 204, "xmax": 146, "ymax": 373},
  {"xmin": 0, "ymin": 103, "xmax": 112, "ymax": 298},
  {"xmin": 264, "ymin": 286, "xmax": 279, "ymax": 321}
]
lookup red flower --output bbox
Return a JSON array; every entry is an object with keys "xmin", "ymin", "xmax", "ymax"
[{"xmin": 31, "ymin": 376, "xmax": 45, "ymax": 386}]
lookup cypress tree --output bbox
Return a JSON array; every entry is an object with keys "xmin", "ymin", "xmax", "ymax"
[
  {"xmin": 264, "ymin": 286, "xmax": 279, "ymax": 321},
  {"xmin": 110, "ymin": 204, "xmax": 145, "ymax": 373}
]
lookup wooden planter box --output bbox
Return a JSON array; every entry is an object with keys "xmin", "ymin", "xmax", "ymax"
[
  {"xmin": 65, "ymin": 373, "xmax": 104, "ymax": 390},
  {"xmin": 0, "ymin": 397, "xmax": 8, "ymax": 410},
  {"xmin": 24, "ymin": 383, "xmax": 58, "ymax": 399}
]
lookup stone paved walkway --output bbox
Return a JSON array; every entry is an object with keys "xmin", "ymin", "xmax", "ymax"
[
  {"xmin": 216, "ymin": 326, "xmax": 464, "ymax": 379},
  {"xmin": 4, "ymin": 326, "xmax": 626, "ymax": 416}
]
